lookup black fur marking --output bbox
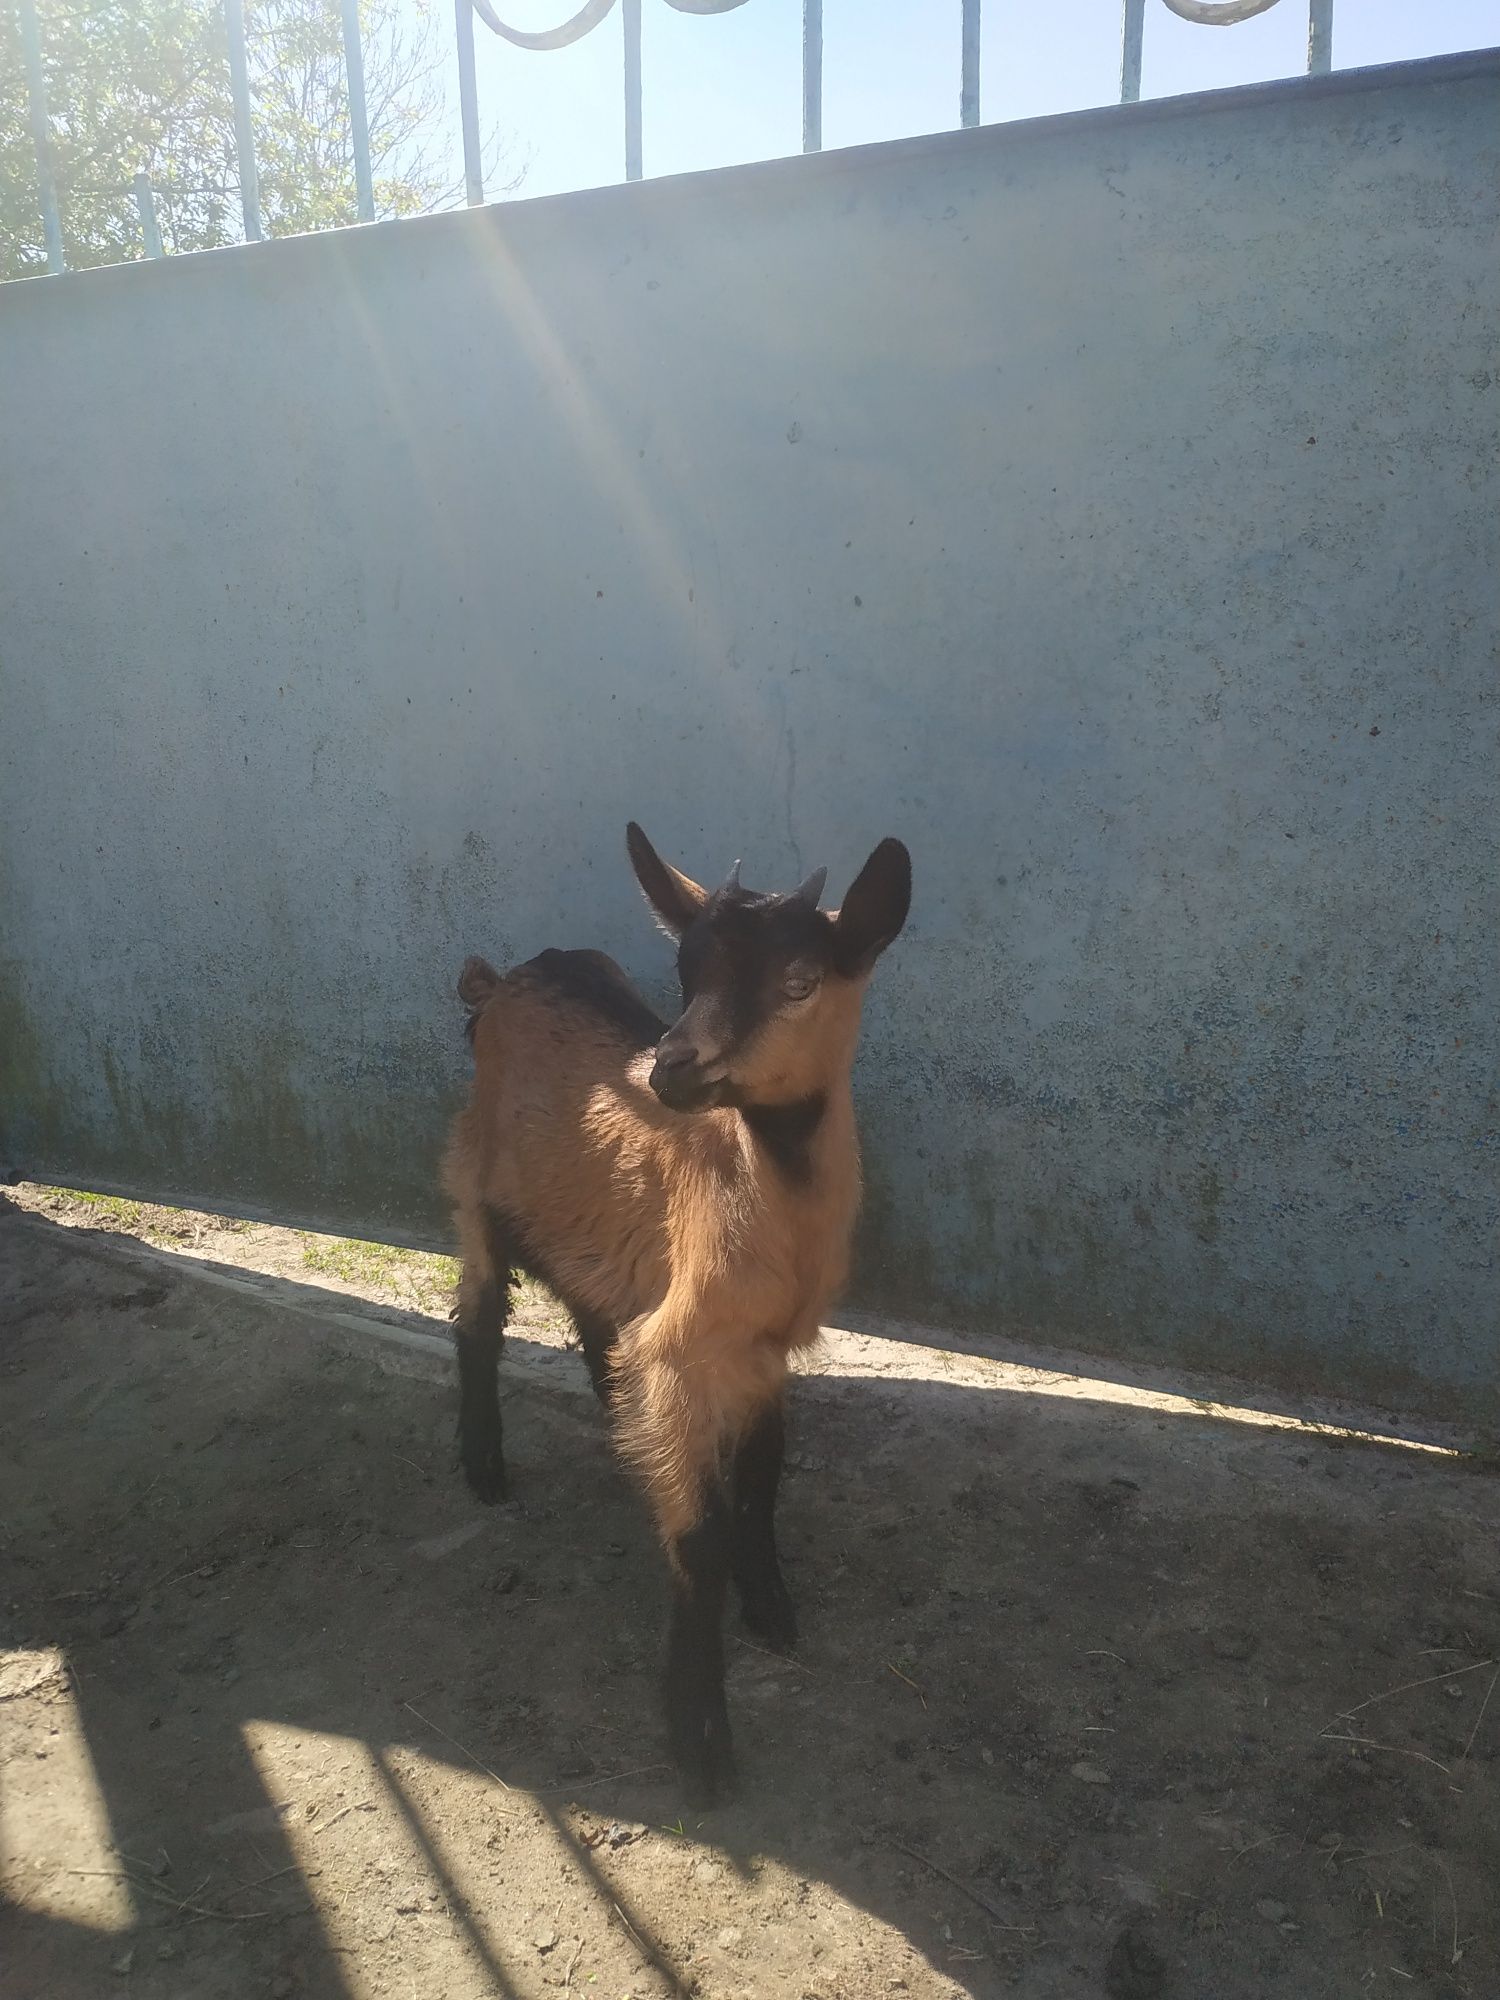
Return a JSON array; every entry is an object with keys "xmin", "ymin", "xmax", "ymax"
[
  {"xmin": 481, "ymin": 1201, "xmax": 620, "ymax": 1400},
  {"xmin": 742, "ymin": 1093, "xmax": 826, "ymax": 1186},
  {"xmin": 731, "ymin": 1403, "xmax": 796, "ymax": 1650},
  {"xmin": 480, "ymin": 1207, "xmax": 518, "ymax": 1287},
  {"xmin": 573, "ymin": 1306, "xmax": 620, "ymax": 1410},
  {"xmin": 677, "ymin": 891, "xmax": 833, "ymax": 1052},
  {"xmin": 483, "ymin": 1201, "xmax": 568, "ymax": 1305},
  {"xmin": 454, "ymin": 1271, "xmax": 510, "ymax": 1503},
  {"xmin": 521, "ymin": 948, "xmax": 665, "ymax": 1048}
]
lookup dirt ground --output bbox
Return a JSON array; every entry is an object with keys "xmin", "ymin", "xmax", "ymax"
[{"xmin": 2, "ymin": 1187, "xmax": 1497, "ymax": 2000}]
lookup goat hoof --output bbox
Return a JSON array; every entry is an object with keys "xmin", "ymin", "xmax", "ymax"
[
  {"xmin": 670, "ymin": 1701, "xmax": 737, "ymax": 1808},
  {"xmin": 461, "ymin": 1440, "xmax": 508, "ymax": 1504},
  {"xmin": 679, "ymin": 1730, "xmax": 738, "ymax": 1809},
  {"xmin": 741, "ymin": 1579, "xmax": 798, "ymax": 1653}
]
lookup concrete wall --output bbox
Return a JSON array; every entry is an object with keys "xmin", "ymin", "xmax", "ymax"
[{"xmin": 2, "ymin": 53, "xmax": 1496, "ymax": 1422}]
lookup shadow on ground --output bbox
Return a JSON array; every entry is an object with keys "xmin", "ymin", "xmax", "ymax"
[{"xmin": 2, "ymin": 1196, "xmax": 1497, "ymax": 2000}]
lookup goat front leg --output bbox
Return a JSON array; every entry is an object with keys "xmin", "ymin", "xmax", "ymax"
[
  {"xmin": 665, "ymin": 1484, "xmax": 736, "ymax": 1807},
  {"xmin": 731, "ymin": 1399, "xmax": 797, "ymax": 1651},
  {"xmin": 613, "ymin": 1333, "xmax": 750, "ymax": 1803}
]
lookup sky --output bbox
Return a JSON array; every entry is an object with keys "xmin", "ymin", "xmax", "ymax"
[{"xmin": 441, "ymin": 0, "xmax": 1499, "ymax": 204}]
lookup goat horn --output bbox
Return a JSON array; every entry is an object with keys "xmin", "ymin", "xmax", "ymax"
[
  {"xmin": 723, "ymin": 859, "xmax": 742, "ymax": 894},
  {"xmin": 792, "ymin": 865, "xmax": 828, "ymax": 908}
]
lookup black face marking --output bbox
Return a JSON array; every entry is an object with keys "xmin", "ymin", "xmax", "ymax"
[
  {"xmin": 741, "ymin": 1094, "xmax": 827, "ymax": 1185},
  {"xmin": 521, "ymin": 948, "xmax": 665, "ymax": 1048},
  {"xmin": 673, "ymin": 890, "xmax": 834, "ymax": 1058}
]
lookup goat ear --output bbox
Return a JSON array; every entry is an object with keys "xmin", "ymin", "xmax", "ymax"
[
  {"xmin": 457, "ymin": 956, "xmax": 502, "ymax": 1008},
  {"xmin": 831, "ymin": 839, "xmax": 911, "ymax": 975},
  {"xmin": 626, "ymin": 822, "xmax": 709, "ymax": 939}
]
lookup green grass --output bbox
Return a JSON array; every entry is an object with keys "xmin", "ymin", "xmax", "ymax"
[
  {"xmin": 33, "ymin": 1183, "xmax": 561, "ymax": 1323},
  {"xmin": 297, "ymin": 1233, "xmax": 460, "ymax": 1312},
  {"xmin": 65, "ymin": 1189, "xmax": 146, "ymax": 1228},
  {"xmin": 293, "ymin": 1237, "xmax": 566, "ymax": 1328},
  {"xmin": 38, "ymin": 1186, "xmax": 253, "ymax": 1246}
]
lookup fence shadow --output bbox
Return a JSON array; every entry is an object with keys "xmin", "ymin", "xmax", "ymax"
[{"xmin": 3, "ymin": 1197, "xmax": 1497, "ymax": 2000}]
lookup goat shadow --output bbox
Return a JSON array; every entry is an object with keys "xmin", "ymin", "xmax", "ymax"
[{"xmin": 2, "ymin": 1199, "xmax": 1497, "ymax": 2000}]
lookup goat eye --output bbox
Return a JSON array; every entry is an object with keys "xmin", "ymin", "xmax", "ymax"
[{"xmin": 783, "ymin": 974, "xmax": 819, "ymax": 1002}]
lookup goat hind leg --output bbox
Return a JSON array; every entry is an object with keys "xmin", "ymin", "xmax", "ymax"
[
  {"xmin": 453, "ymin": 1205, "xmax": 514, "ymax": 1503},
  {"xmin": 572, "ymin": 1307, "xmax": 619, "ymax": 1410}
]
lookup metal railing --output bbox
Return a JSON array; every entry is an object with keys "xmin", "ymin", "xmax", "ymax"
[
  {"xmin": 458, "ymin": 0, "xmax": 1335, "ymax": 195},
  {"xmin": 18, "ymin": 0, "xmax": 1338, "ymax": 276}
]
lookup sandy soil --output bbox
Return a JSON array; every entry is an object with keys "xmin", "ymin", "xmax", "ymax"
[{"xmin": 2, "ymin": 1186, "xmax": 1497, "ymax": 2000}]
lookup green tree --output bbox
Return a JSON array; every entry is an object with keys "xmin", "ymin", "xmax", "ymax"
[{"xmin": 1, "ymin": 0, "xmax": 517, "ymax": 281}]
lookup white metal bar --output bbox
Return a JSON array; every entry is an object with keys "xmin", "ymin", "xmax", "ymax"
[
  {"xmin": 19, "ymin": 0, "xmax": 64, "ymax": 274},
  {"xmin": 224, "ymin": 0, "xmax": 263, "ymax": 241},
  {"xmin": 623, "ymin": 0, "xmax": 643, "ymax": 181},
  {"xmin": 802, "ymin": 0, "xmax": 822, "ymax": 153},
  {"xmin": 456, "ymin": 0, "xmax": 485, "ymax": 204},
  {"xmin": 1119, "ymin": 0, "xmax": 1145, "ymax": 103},
  {"xmin": 342, "ymin": 0, "xmax": 376, "ymax": 221},
  {"xmin": 1307, "ymin": 0, "xmax": 1333, "ymax": 75},
  {"xmin": 134, "ymin": 173, "xmax": 164, "ymax": 259},
  {"xmin": 960, "ymin": 0, "xmax": 980, "ymax": 128}
]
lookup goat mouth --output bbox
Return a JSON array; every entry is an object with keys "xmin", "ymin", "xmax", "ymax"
[{"xmin": 649, "ymin": 1064, "xmax": 729, "ymax": 1112}]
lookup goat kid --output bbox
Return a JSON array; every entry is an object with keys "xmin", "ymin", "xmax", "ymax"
[{"xmin": 442, "ymin": 823, "xmax": 911, "ymax": 1802}]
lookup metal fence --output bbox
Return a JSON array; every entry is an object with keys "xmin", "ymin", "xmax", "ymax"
[{"xmin": 20, "ymin": 0, "xmax": 1338, "ymax": 275}]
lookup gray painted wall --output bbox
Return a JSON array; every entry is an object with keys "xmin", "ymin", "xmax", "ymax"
[{"xmin": 3, "ymin": 54, "xmax": 1496, "ymax": 1422}]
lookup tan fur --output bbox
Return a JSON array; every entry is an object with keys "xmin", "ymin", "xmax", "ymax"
[{"xmin": 442, "ymin": 959, "xmax": 870, "ymax": 1544}]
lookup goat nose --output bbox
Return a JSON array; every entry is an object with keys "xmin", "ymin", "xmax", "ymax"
[{"xmin": 654, "ymin": 1039, "xmax": 698, "ymax": 1073}]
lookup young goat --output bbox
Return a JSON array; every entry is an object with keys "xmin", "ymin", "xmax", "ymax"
[{"xmin": 442, "ymin": 823, "xmax": 911, "ymax": 1801}]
